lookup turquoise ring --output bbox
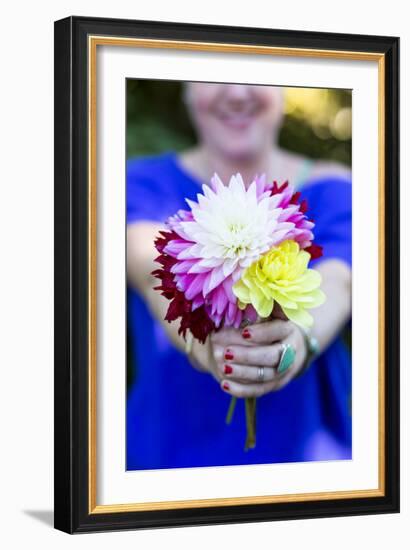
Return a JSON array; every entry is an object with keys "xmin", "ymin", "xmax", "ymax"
[{"xmin": 277, "ymin": 343, "xmax": 296, "ymax": 374}]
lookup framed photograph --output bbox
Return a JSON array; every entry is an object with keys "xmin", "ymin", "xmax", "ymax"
[{"xmin": 54, "ymin": 16, "xmax": 399, "ymax": 533}]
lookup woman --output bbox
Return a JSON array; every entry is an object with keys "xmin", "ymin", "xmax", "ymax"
[{"xmin": 126, "ymin": 83, "xmax": 352, "ymax": 469}]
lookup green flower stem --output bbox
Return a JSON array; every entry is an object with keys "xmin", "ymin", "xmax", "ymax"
[
  {"xmin": 244, "ymin": 397, "xmax": 257, "ymax": 450},
  {"xmin": 225, "ymin": 396, "xmax": 237, "ymax": 425}
]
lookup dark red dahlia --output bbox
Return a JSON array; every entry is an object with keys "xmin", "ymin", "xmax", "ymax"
[
  {"xmin": 152, "ymin": 230, "xmax": 215, "ymax": 344},
  {"xmin": 304, "ymin": 243, "xmax": 324, "ymax": 260}
]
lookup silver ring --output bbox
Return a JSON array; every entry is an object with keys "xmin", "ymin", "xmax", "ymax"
[{"xmin": 257, "ymin": 366, "xmax": 265, "ymax": 382}]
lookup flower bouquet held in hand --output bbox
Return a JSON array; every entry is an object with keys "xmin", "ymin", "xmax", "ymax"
[{"xmin": 153, "ymin": 174, "xmax": 325, "ymax": 449}]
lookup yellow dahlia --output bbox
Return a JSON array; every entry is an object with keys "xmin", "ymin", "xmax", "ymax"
[{"xmin": 232, "ymin": 240, "xmax": 325, "ymax": 328}]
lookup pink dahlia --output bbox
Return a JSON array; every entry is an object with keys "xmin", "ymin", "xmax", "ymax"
[{"xmin": 270, "ymin": 181, "xmax": 323, "ymax": 259}]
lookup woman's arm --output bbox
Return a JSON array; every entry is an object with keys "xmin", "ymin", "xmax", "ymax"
[
  {"xmin": 127, "ymin": 221, "xmax": 217, "ymax": 373},
  {"xmin": 127, "ymin": 222, "xmax": 188, "ymax": 352},
  {"xmin": 309, "ymin": 259, "xmax": 352, "ymax": 351}
]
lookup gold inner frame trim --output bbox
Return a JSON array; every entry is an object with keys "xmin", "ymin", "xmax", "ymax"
[{"xmin": 88, "ymin": 35, "xmax": 386, "ymax": 514}]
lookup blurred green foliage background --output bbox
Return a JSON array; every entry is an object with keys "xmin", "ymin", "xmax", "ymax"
[{"xmin": 126, "ymin": 80, "xmax": 352, "ymax": 165}]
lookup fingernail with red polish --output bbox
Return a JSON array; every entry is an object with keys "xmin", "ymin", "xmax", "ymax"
[
  {"xmin": 242, "ymin": 328, "xmax": 251, "ymax": 339},
  {"xmin": 222, "ymin": 382, "xmax": 230, "ymax": 391},
  {"xmin": 224, "ymin": 350, "xmax": 234, "ymax": 360},
  {"xmin": 224, "ymin": 364, "xmax": 233, "ymax": 375}
]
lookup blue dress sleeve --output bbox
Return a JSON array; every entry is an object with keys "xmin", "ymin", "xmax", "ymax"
[
  {"xmin": 301, "ymin": 177, "xmax": 352, "ymax": 268},
  {"xmin": 127, "ymin": 157, "xmax": 170, "ymax": 224},
  {"xmin": 127, "ymin": 154, "xmax": 196, "ymax": 224}
]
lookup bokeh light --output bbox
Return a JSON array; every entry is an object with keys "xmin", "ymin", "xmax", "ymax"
[{"xmin": 284, "ymin": 87, "xmax": 352, "ymax": 141}]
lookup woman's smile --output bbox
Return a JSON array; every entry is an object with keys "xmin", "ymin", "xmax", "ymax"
[{"xmin": 215, "ymin": 103, "xmax": 260, "ymax": 131}]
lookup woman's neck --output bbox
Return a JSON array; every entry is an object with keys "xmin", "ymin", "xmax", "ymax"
[{"xmin": 179, "ymin": 145, "xmax": 282, "ymax": 188}]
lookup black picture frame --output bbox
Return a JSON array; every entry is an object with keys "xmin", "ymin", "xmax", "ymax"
[{"xmin": 54, "ymin": 15, "xmax": 400, "ymax": 534}]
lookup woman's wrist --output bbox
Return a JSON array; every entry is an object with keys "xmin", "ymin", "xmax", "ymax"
[{"xmin": 294, "ymin": 325, "xmax": 320, "ymax": 378}]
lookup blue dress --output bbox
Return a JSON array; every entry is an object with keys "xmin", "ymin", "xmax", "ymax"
[{"xmin": 126, "ymin": 152, "xmax": 352, "ymax": 470}]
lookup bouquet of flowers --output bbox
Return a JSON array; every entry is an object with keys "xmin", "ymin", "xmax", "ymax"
[{"xmin": 153, "ymin": 173, "xmax": 325, "ymax": 449}]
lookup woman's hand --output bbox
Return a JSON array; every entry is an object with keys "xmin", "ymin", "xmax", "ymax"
[{"xmin": 190, "ymin": 319, "xmax": 308, "ymax": 398}]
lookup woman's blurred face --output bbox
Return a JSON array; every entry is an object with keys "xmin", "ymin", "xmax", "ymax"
[{"xmin": 185, "ymin": 83, "xmax": 283, "ymax": 162}]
